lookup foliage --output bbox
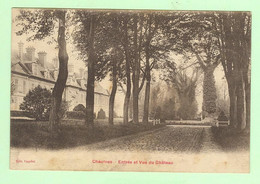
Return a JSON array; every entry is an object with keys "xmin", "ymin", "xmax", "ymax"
[
  {"xmin": 202, "ymin": 68, "xmax": 217, "ymax": 114},
  {"xmin": 174, "ymin": 71, "xmax": 199, "ymax": 120},
  {"xmin": 66, "ymin": 111, "xmax": 85, "ymax": 119},
  {"xmin": 97, "ymin": 108, "xmax": 106, "ymax": 119},
  {"xmin": 149, "ymin": 83, "xmax": 178, "ymax": 120},
  {"xmin": 217, "ymin": 111, "xmax": 228, "ymax": 121},
  {"xmin": 165, "ymin": 12, "xmax": 221, "ymax": 116},
  {"xmin": 19, "ymin": 86, "xmax": 68, "ymax": 121},
  {"xmin": 15, "ymin": 9, "xmax": 56, "ymax": 41},
  {"xmin": 161, "ymin": 98, "xmax": 177, "ymax": 120},
  {"xmin": 178, "ymin": 99, "xmax": 198, "ymax": 120},
  {"xmin": 73, "ymin": 104, "xmax": 86, "ymax": 112},
  {"xmin": 216, "ymin": 98, "xmax": 229, "ymax": 117},
  {"xmin": 154, "ymin": 106, "xmax": 162, "ymax": 120},
  {"xmin": 20, "ymin": 85, "xmax": 52, "ymax": 120},
  {"xmin": 58, "ymin": 100, "xmax": 69, "ymax": 120}
]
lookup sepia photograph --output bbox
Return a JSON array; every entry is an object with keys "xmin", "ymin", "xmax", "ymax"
[{"xmin": 10, "ymin": 8, "xmax": 251, "ymax": 172}]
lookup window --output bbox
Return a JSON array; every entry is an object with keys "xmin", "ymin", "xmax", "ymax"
[
  {"xmin": 15, "ymin": 79, "xmax": 18, "ymax": 92},
  {"xmin": 23, "ymin": 80, "xmax": 26, "ymax": 94},
  {"xmin": 16, "ymin": 79, "xmax": 23, "ymax": 93}
]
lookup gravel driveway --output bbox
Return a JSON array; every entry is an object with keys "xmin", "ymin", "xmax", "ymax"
[{"xmin": 80, "ymin": 125, "xmax": 219, "ymax": 153}]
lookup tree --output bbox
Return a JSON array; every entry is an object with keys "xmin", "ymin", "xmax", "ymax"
[
  {"xmin": 20, "ymin": 86, "xmax": 52, "ymax": 120},
  {"xmin": 214, "ymin": 12, "xmax": 251, "ymax": 130},
  {"xmin": 105, "ymin": 13, "xmax": 146, "ymax": 124},
  {"xmin": 174, "ymin": 71, "xmax": 199, "ymax": 120},
  {"xmin": 132, "ymin": 15, "xmax": 142, "ymax": 124},
  {"xmin": 161, "ymin": 56, "xmax": 199, "ymax": 120},
  {"xmin": 121, "ymin": 15, "xmax": 133, "ymax": 125},
  {"xmin": 141, "ymin": 12, "xmax": 182, "ymax": 123},
  {"xmin": 192, "ymin": 35, "xmax": 220, "ymax": 116},
  {"xmin": 73, "ymin": 11, "xmax": 102, "ymax": 127},
  {"xmin": 108, "ymin": 47, "xmax": 125, "ymax": 125},
  {"xmin": 167, "ymin": 13, "xmax": 221, "ymax": 117},
  {"xmin": 15, "ymin": 9, "xmax": 69, "ymax": 132},
  {"xmin": 73, "ymin": 11, "xmax": 129, "ymax": 126}
]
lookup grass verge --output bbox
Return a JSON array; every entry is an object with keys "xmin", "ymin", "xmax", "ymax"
[
  {"xmin": 10, "ymin": 120, "xmax": 164, "ymax": 150},
  {"xmin": 211, "ymin": 126, "xmax": 250, "ymax": 151}
]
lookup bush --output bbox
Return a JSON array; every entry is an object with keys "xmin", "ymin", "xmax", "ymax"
[
  {"xmin": 20, "ymin": 85, "xmax": 52, "ymax": 120},
  {"xmin": 66, "ymin": 111, "xmax": 85, "ymax": 119},
  {"xmin": 73, "ymin": 104, "xmax": 86, "ymax": 112},
  {"xmin": 97, "ymin": 108, "xmax": 106, "ymax": 119},
  {"xmin": 154, "ymin": 106, "xmax": 162, "ymax": 119},
  {"xmin": 217, "ymin": 111, "xmax": 228, "ymax": 121},
  {"xmin": 10, "ymin": 110, "xmax": 34, "ymax": 118},
  {"xmin": 58, "ymin": 100, "xmax": 69, "ymax": 120},
  {"xmin": 19, "ymin": 86, "xmax": 68, "ymax": 121},
  {"xmin": 178, "ymin": 99, "xmax": 198, "ymax": 120}
]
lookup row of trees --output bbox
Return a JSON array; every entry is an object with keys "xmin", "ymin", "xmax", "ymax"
[{"xmin": 15, "ymin": 10, "xmax": 251, "ymax": 132}]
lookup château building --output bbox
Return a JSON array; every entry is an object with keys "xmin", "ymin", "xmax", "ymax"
[{"xmin": 11, "ymin": 42, "xmax": 109, "ymax": 115}]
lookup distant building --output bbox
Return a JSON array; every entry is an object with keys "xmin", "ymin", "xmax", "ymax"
[{"xmin": 11, "ymin": 42, "xmax": 109, "ymax": 115}]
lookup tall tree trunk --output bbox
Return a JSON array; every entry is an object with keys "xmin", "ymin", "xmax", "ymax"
[
  {"xmin": 123, "ymin": 54, "xmax": 131, "ymax": 124},
  {"xmin": 109, "ymin": 58, "xmax": 117, "ymax": 125},
  {"xmin": 203, "ymin": 65, "xmax": 217, "ymax": 116},
  {"xmin": 142, "ymin": 42, "xmax": 151, "ymax": 124},
  {"xmin": 123, "ymin": 19, "xmax": 131, "ymax": 124},
  {"xmin": 245, "ymin": 82, "xmax": 251, "ymax": 130},
  {"xmin": 142, "ymin": 72, "xmax": 150, "ymax": 124},
  {"xmin": 243, "ymin": 57, "xmax": 251, "ymax": 131},
  {"xmin": 228, "ymin": 84, "xmax": 237, "ymax": 128},
  {"xmin": 49, "ymin": 10, "xmax": 68, "ymax": 132},
  {"xmin": 236, "ymin": 72, "xmax": 247, "ymax": 130},
  {"xmin": 85, "ymin": 15, "xmax": 96, "ymax": 128},
  {"xmin": 132, "ymin": 16, "xmax": 140, "ymax": 124}
]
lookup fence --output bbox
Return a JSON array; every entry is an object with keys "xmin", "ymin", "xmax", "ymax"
[{"xmin": 151, "ymin": 119, "xmax": 160, "ymax": 126}]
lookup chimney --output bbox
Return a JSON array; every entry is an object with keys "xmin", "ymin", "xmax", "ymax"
[
  {"xmin": 26, "ymin": 46, "xmax": 36, "ymax": 61},
  {"xmin": 68, "ymin": 64, "xmax": 74, "ymax": 74},
  {"xmin": 18, "ymin": 41, "xmax": 24, "ymax": 61},
  {"xmin": 38, "ymin": 51, "xmax": 47, "ymax": 68}
]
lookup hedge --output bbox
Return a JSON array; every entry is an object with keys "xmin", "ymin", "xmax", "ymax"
[
  {"xmin": 66, "ymin": 111, "xmax": 85, "ymax": 119},
  {"xmin": 11, "ymin": 110, "xmax": 34, "ymax": 118}
]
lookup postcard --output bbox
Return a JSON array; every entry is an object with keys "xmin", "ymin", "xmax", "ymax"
[{"xmin": 10, "ymin": 8, "xmax": 250, "ymax": 172}]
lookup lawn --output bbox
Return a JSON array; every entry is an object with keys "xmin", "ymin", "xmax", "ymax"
[
  {"xmin": 211, "ymin": 126, "xmax": 250, "ymax": 151},
  {"xmin": 10, "ymin": 119, "xmax": 164, "ymax": 150}
]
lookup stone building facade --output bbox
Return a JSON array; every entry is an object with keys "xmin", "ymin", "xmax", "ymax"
[{"xmin": 11, "ymin": 42, "xmax": 109, "ymax": 115}]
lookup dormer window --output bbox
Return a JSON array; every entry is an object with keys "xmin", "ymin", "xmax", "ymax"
[{"xmin": 45, "ymin": 70, "xmax": 49, "ymax": 79}]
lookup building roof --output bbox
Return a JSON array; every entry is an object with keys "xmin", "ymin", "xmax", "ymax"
[{"xmin": 11, "ymin": 44, "xmax": 109, "ymax": 96}]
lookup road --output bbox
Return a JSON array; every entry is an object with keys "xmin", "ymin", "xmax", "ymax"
[
  {"xmin": 10, "ymin": 125, "xmax": 249, "ymax": 172},
  {"xmin": 82, "ymin": 125, "xmax": 221, "ymax": 153}
]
